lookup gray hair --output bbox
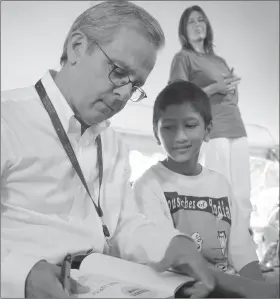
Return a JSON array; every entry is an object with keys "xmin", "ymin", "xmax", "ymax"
[{"xmin": 60, "ymin": 0, "xmax": 165, "ymax": 66}]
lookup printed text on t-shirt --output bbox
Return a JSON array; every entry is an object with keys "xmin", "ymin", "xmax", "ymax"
[{"xmin": 164, "ymin": 192, "xmax": 231, "ymax": 225}]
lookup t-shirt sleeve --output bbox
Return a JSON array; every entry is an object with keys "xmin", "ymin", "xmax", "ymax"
[
  {"xmin": 168, "ymin": 52, "xmax": 190, "ymax": 84},
  {"xmin": 227, "ymin": 183, "xmax": 258, "ymax": 272},
  {"xmin": 133, "ymin": 170, "xmax": 173, "ymax": 229}
]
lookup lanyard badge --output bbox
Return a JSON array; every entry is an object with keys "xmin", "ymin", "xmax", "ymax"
[{"xmin": 35, "ymin": 80, "xmax": 111, "ymax": 246}]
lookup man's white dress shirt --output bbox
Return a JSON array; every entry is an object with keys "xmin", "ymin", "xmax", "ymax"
[{"xmin": 1, "ymin": 71, "xmax": 181, "ymax": 298}]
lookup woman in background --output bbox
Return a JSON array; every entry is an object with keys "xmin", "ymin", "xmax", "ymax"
[{"xmin": 169, "ymin": 5, "xmax": 252, "ymax": 229}]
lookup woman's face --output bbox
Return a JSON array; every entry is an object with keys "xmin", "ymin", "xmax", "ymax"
[{"xmin": 186, "ymin": 11, "xmax": 207, "ymax": 43}]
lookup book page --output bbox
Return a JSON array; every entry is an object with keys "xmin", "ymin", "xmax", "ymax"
[
  {"xmin": 77, "ymin": 253, "xmax": 194, "ymax": 295},
  {"xmin": 74, "ymin": 272, "xmax": 171, "ymax": 298}
]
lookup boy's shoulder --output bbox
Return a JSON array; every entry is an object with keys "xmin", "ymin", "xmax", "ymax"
[
  {"xmin": 202, "ymin": 167, "xmax": 231, "ymax": 188},
  {"xmin": 136, "ymin": 164, "xmax": 230, "ymax": 183},
  {"xmin": 133, "ymin": 162, "xmax": 163, "ymax": 188},
  {"xmin": 134, "ymin": 163, "xmax": 231, "ymax": 188},
  {"xmin": 139, "ymin": 162, "xmax": 161, "ymax": 179}
]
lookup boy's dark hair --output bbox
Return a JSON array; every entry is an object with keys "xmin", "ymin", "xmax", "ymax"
[{"xmin": 153, "ymin": 80, "xmax": 212, "ymax": 139}]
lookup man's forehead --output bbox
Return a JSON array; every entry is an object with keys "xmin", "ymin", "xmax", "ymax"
[{"xmin": 103, "ymin": 28, "xmax": 157, "ymax": 83}]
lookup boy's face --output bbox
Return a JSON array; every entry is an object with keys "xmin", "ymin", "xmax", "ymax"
[{"xmin": 157, "ymin": 102, "xmax": 211, "ymax": 163}]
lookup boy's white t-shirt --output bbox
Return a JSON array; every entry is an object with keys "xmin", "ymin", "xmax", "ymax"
[{"xmin": 133, "ymin": 162, "xmax": 258, "ymax": 273}]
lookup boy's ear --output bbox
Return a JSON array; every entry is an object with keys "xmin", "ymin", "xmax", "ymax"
[
  {"xmin": 204, "ymin": 121, "xmax": 212, "ymax": 142},
  {"xmin": 153, "ymin": 126, "xmax": 161, "ymax": 145}
]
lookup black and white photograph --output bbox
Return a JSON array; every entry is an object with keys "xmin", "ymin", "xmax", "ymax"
[{"xmin": 1, "ymin": 1, "xmax": 279, "ymax": 298}]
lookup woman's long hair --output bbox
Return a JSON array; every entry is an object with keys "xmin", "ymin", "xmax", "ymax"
[{"xmin": 178, "ymin": 5, "xmax": 214, "ymax": 54}]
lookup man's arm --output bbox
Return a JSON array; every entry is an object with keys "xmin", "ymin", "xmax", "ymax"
[{"xmin": 1, "ymin": 121, "xmax": 41, "ymax": 298}]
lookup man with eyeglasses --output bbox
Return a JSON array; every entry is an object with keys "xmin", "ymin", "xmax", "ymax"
[
  {"xmin": 94, "ymin": 42, "xmax": 147, "ymax": 102},
  {"xmin": 1, "ymin": 1, "xmax": 216, "ymax": 298}
]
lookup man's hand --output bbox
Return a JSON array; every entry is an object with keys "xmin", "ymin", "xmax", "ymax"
[
  {"xmin": 25, "ymin": 260, "xmax": 89, "ymax": 298},
  {"xmin": 158, "ymin": 236, "xmax": 216, "ymax": 298}
]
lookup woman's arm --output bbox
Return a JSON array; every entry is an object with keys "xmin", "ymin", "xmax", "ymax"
[
  {"xmin": 202, "ymin": 84, "xmax": 219, "ymax": 97},
  {"xmin": 203, "ymin": 77, "xmax": 240, "ymax": 98},
  {"xmin": 168, "ymin": 53, "xmax": 190, "ymax": 83}
]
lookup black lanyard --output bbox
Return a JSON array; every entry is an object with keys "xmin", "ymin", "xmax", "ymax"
[{"xmin": 35, "ymin": 80, "xmax": 111, "ymax": 245}]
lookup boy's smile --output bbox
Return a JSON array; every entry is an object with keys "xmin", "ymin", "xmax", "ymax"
[{"xmin": 173, "ymin": 144, "xmax": 192, "ymax": 152}]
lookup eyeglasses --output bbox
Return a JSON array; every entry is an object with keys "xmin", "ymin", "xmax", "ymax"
[{"xmin": 94, "ymin": 42, "xmax": 147, "ymax": 103}]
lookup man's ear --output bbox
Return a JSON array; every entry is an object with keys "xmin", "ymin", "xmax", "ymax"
[
  {"xmin": 66, "ymin": 30, "xmax": 89, "ymax": 65},
  {"xmin": 204, "ymin": 121, "xmax": 212, "ymax": 142}
]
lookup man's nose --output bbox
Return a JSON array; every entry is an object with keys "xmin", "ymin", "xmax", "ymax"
[{"xmin": 113, "ymin": 83, "xmax": 133, "ymax": 102}]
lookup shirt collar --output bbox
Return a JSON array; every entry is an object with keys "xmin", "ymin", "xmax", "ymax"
[{"xmin": 40, "ymin": 70, "xmax": 110, "ymax": 134}]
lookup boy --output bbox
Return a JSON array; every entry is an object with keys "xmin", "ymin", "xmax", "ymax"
[{"xmin": 133, "ymin": 81, "xmax": 263, "ymax": 280}]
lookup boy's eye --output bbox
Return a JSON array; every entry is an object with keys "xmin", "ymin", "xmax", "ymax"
[
  {"xmin": 163, "ymin": 126, "xmax": 175, "ymax": 130},
  {"xmin": 186, "ymin": 124, "xmax": 198, "ymax": 128}
]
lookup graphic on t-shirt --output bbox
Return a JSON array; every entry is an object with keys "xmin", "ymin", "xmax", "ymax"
[
  {"xmin": 215, "ymin": 260, "xmax": 229, "ymax": 272},
  {"xmin": 164, "ymin": 192, "xmax": 231, "ymax": 225},
  {"xmin": 191, "ymin": 232, "xmax": 203, "ymax": 252},
  {"xmin": 217, "ymin": 231, "xmax": 227, "ymax": 256}
]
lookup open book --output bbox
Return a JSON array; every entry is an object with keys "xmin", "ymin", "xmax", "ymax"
[{"xmin": 71, "ymin": 253, "xmax": 194, "ymax": 298}]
